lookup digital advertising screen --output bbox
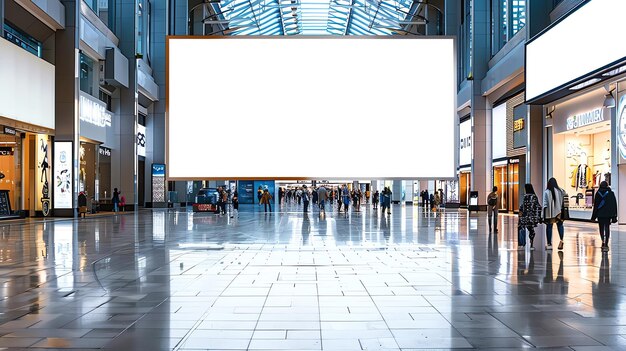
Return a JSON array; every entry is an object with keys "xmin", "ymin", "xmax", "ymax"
[{"xmin": 167, "ymin": 37, "xmax": 456, "ymax": 180}]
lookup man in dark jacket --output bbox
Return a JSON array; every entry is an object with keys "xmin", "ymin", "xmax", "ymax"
[{"xmin": 591, "ymin": 181, "xmax": 618, "ymax": 252}]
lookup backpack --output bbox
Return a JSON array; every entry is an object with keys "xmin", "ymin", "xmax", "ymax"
[{"xmin": 487, "ymin": 195, "xmax": 497, "ymax": 206}]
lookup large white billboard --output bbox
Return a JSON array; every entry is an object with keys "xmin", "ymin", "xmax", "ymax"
[
  {"xmin": 167, "ymin": 37, "xmax": 456, "ymax": 179},
  {"xmin": 526, "ymin": 0, "xmax": 626, "ymax": 102}
]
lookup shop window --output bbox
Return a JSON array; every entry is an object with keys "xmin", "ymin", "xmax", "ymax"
[
  {"xmin": 3, "ymin": 22, "xmax": 41, "ymax": 58},
  {"xmin": 99, "ymin": 90, "xmax": 112, "ymax": 111},
  {"xmin": 80, "ymin": 53, "xmax": 95, "ymax": 96},
  {"xmin": 491, "ymin": 0, "xmax": 526, "ymax": 56},
  {"xmin": 85, "ymin": 0, "xmax": 116, "ymax": 31}
]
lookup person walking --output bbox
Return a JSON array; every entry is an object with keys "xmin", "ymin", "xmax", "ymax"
[
  {"xmin": 365, "ymin": 189, "xmax": 371, "ymax": 204},
  {"xmin": 373, "ymin": 190, "xmax": 380, "ymax": 210},
  {"xmin": 231, "ymin": 188, "xmax": 239, "ymax": 218},
  {"xmin": 260, "ymin": 189, "xmax": 273, "ymax": 213},
  {"xmin": 423, "ymin": 190, "xmax": 429, "ymax": 208},
  {"xmin": 434, "ymin": 191, "xmax": 441, "ymax": 212},
  {"xmin": 487, "ymin": 186, "xmax": 498, "ymax": 233},
  {"xmin": 543, "ymin": 178, "xmax": 567, "ymax": 251},
  {"xmin": 257, "ymin": 186, "xmax": 263, "ymax": 206},
  {"xmin": 591, "ymin": 181, "xmax": 618, "ymax": 252},
  {"xmin": 518, "ymin": 183, "xmax": 542, "ymax": 250},
  {"xmin": 317, "ymin": 185, "xmax": 328, "ymax": 212},
  {"xmin": 352, "ymin": 189, "xmax": 360, "ymax": 212},
  {"xmin": 342, "ymin": 185, "xmax": 351, "ymax": 213},
  {"xmin": 112, "ymin": 188, "xmax": 120, "ymax": 212},
  {"xmin": 302, "ymin": 185, "xmax": 310, "ymax": 212}
]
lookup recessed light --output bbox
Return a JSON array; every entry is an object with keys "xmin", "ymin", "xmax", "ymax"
[{"xmin": 569, "ymin": 78, "xmax": 602, "ymax": 90}]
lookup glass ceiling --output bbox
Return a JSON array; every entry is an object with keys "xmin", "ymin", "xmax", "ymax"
[{"xmin": 213, "ymin": 0, "xmax": 418, "ymax": 36}]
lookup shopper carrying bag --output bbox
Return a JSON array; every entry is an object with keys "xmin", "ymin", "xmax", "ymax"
[
  {"xmin": 591, "ymin": 181, "xmax": 617, "ymax": 252},
  {"xmin": 543, "ymin": 178, "xmax": 567, "ymax": 251},
  {"xmin": 518, "ymin": 184, "xmax": 542, "ymax": 250}
]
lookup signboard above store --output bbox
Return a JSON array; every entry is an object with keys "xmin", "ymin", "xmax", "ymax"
[
  {"xmin": 513, "ymin": 119, "xmax": 524, "ymax": 132},
  {"xmin": 79, "ymin": 92, "xmax": 112, "ymax": 128},
  {"xmin": 566, "ymin": 108, "xmax": 604, "ymax": 131}
]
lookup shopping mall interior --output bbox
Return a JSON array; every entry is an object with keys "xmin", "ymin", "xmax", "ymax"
[{"xmin": 1, "ymin": 0, "xmax": 626, "ymax": 350}]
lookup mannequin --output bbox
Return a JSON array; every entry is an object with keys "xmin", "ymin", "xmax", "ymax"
[{"xmin": 571, "ymin": 152, "xmax": 592, "ymax": 190}]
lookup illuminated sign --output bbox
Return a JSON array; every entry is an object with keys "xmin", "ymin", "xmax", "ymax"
[
  {"xmin": 54, "ymin": 142, "xmax": 73, "ymax": 209},
  {"xmin": 619, "ymin": 96, "xmax": 626, "ymax": 160},
  {"xmin": 513, "ymin": 118, "xmax": 525, "ymax": 132},
  {"xmin": 566, "ymin": 108, "xmax": 604, "ymax": 131},
  {"xmin": 79, "ymin": 92, "xmax": 112, "ymax": 128},
  {"xmin": 137, "ymin": 124, "xmax": 146, "ymax": 157},
  {"xmin": 99, "ymin": 146, "xmax": 111, "ymax": 157}
]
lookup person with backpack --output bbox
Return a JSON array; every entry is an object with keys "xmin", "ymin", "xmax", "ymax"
[
  {"xmin": 591, "ymin": 181, "xmax": 618, "ymax": 252},
  {"xmin": 487, "ymin": 186, "xmax": 498, "ymax": 233},
  {"xmin": 543, "ymin": 178, "xmax": 568, "ymax": 251},
  {"xmin": 260, "ymin": 188, "xmax": 273, "ymax": 213},
  {"xmin": 518, "ymin": 184, "xmax": 542, "ymax": 250}
]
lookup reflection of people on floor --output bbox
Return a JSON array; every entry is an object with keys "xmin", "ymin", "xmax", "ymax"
[
  {"xmin": 301, "ymin": 213, "xmax": 310, "ymax": 245},
  {"xmin": 592, "ymin": 253, "xmax": 617, "ymax": 310}
]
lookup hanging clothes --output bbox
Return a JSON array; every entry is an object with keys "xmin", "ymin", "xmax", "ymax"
[
  {"xmin": 594, "ymin": 171, "xmax": 602, "ymax": 188},
  {"xmin": 571, "ymin": 164, "xmax": 592, "ymax": 190}
]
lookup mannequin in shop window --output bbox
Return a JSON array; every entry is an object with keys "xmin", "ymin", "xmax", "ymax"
[{"xmin": 571, "ymin": 152, "xmax": 592, "ymax": 191}]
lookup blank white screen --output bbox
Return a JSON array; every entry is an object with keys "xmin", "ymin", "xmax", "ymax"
[
  {"xmin": 168, "ymin": 38, "xmax": 456, "ymax": 179},
  {"xmin": 526, "ymin": 0, "xmax": 626, "ymax": 101}
]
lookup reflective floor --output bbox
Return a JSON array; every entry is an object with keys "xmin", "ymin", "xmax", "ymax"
[{"xmin": 0, "ymin": 203, "xmax": 625, "ymax": 350}]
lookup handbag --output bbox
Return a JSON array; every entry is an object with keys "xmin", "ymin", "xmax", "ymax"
[{"xmin": 560, "ymin": 189, "xmax": 569, "ymax": 220}]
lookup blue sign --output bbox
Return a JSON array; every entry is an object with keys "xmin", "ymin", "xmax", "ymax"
[
  {"xmin": 152, "ymin": 163, "xmax": 165, "ymax": 177},
  {"xmin": 237, "ymin": 181, "xmax": 255, "ymax": 204}
]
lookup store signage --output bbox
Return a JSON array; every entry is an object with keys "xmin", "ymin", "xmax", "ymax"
[
  {"xmin": 2, "ymin": 126, "xmax": 16, "ymax": 135},
  {"xmin": 152, "ymin": 164, "xmax": 165, "ymax": 176},
  {"xmin": 0, "ymin": 147, "xmax": 13, "ymax": 156},
  {"xmin": 509, "ymin": 158, "xmax": 520, "ymax": 164},
  {"xmin": 152, "ymin": 163, "xmax": 166, "ymax": 202},
  {"xmin": 619, "ymin": 96, "xmax": 626, "ymax": 160},
  {"xmin": 566, "ymin": 108, "xmax": 604, "ymax": 131},
  {"xmin": 79, "ymin": 92, "xmax": 112, "ymax": 128},
  {"xmin": 37, "ymin": 136, "xmax": 51, "ymax": 216},
  {"xmin": 513, "ymin": 118, "xmax": 524, "ymax": 132},
  {"xmin": 54, "ymin": 142, "xmax": 73, "ymax": 209},
  {"xmin": 459, "ymin": 120, "xmax": 472, "ymax": 166},
  {"xmin": 99, "ymin": 146, "xmax": 111, "ymax": 157},
  {"xmin": 137, "ymin": 124, "xmax": 146, "ymax": 157}
]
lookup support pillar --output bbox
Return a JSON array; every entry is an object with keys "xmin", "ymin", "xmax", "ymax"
[{"xmin": 54, "ymin": 0, "xmax": 80, "ymax": 217}]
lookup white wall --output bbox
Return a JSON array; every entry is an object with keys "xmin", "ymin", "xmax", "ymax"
[
  {"xmin": 0, "ymin": 39, "xmax": 55, "ymax": 129},
  {"xmin": 492, "ymin": 103, "xmax": 507, "ymax": 159},
  {"xmin": 168, "ymin": 38, "xmax": 456, "ymax": 180}
]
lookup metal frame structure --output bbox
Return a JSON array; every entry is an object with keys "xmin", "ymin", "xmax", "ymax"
[{"xmin": 189, "ymin": 0, "xmax": 443, "ymax": 36}]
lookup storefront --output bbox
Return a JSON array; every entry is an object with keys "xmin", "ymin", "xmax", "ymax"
[
  {"xmin": 78, "ymin": 91, "xmax": 114, "ymax": 205},
  {"xmin": 458, "ymin": 116, "xmax": 471, "ymax": 206},
  {"xmin": 491, "ymin": 94, "xmax": 527, "ymax": 213},
  {"xmin": 548, "ymin": 88, "xmax": 613, "ymax": 220}
]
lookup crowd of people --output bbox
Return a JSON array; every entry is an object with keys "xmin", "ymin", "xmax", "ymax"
[{"xmin": 277, "ymin": 185, "xmax": 394, "ymax": 215}]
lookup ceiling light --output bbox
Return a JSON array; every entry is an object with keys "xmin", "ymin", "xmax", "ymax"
[
  {"xmin": 603, "ymin": 90, "xmax": 616, "ymax": 108},
  {"xmin": 602, "ymin": 65, "xmax": 626, "ymax": 77},
  {"xmin": 569, "ymin": 78, "xmax": 601, "ymax": 90}
]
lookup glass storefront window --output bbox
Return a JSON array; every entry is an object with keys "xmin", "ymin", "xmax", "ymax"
[
  {"xmin": 493, "ymin": 165, "xmax": 508, "ymax": 211},
  {"xmin": 85, "ymin": 0, "xmax": 115, "ymax": 30},
  {"xmin": 491, "ymin": 0, "xmax": 526, "ymax": 56},
  {"xmin": 3, "ymin": 22, "xmax": 41, "ymax": 57},
  {"xmin": 80, "ymin": 53, "xmax": 95, "ymax": 96}
]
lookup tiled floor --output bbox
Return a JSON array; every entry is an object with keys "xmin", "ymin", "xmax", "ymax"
[{"xmin": 0, "ymin": 202, "xmax": 624, "ymax": 350}]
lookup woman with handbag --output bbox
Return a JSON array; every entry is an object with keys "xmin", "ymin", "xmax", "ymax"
[
  {"xmin": 591, "ymin": 181, "xmax": 617, "ymax": 252},
  {"xmin": 518, "ymin": 184, "xmax": 542, "ymax": 250},
  {"xmin": 543, "ymin": 178, "xmax": 567, "ymax": 251}
]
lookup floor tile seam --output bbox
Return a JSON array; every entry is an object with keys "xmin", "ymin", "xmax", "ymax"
[
  {"xmin": 247, "ymin": 281, "xmax": 274, "ymax": 351},
  {"xmin": 357, "ymin": 279, "xmax": 401, "ymax": 350},
  {"xmin": 482, "ymin": 311, "xmax": 541, "ymax": 348},
  {"xmin": 314, "ymin": 271, "xmax": 324, "ymax": 350},
  {"xmin": 555, "ymin": 316, "xmax": 609, "ymax": 346},
  {"xmin": 172, "ymin": 260, "xmax": 250, "ymax": 351}
]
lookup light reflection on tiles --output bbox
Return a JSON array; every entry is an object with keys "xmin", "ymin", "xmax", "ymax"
[{"xmin": 0, "ymin": 203, "xmax": 623, "ymax": 350}]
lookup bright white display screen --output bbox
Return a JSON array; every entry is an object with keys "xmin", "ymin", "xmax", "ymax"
[
  {"xmin": 526, "ymin": 0, "xmax": 626, "ymax": 101},
  {"xmin": 54, "ymin": 142, "xmax": 73, "ymax": 209},
  {"xmin": 167, "ymin": 38, "xmax": 456, "ymax": 179},
  {"xmin": 492, "ymin": 103, "xmax": 507, "ymax": 159}
]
